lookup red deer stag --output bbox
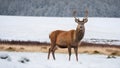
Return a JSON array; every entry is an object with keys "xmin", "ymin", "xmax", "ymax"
[{"xmin": 48, "ymin": 9, "xmax": 88, "ymax": 61}]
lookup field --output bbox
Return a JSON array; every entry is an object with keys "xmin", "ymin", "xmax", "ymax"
[
  {"xmin": 0, "ymin": 16, "xmax": 120, "ymax": 68},
  {"xmin": 0, "ymin": 50, "xmax": 120, "ymax": 68},
  {"xmin": 0, "ymin": 16, "xmax": 120, "ymax": 42},
  {"xmin": 0, "ymin": 41, "xmax": 120, "ymax": 68},
  {"xmin": 0, "ymin": 41, "xmax": 120, "ymax": 56}
]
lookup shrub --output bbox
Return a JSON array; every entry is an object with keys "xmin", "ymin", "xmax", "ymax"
[
  {"xmin": 6, "ymin": 47, "xmax": 16, "ymax": 51},
  {"xmin": 93, "ymin": 50, "xmax": 100, "ymax": 54}
]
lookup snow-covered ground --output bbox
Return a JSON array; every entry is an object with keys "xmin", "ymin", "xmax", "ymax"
[
  {"xmin": 83, "ymin": 38, "xmax": 120, "ymax": 45},
  {"xmin": 0, "ymin": 16, "xmax": 120, "ymax": 68},
  {"xmin": 0, "ymin": 52, "xmax": 120, "ymax": 68},
  {"xmin": 0, "ymin": 16, "xmax": 120, "ymax": 45}
]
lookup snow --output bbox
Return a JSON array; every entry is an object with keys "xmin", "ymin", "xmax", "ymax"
[
  {"xmin": 0, "ymin": 16, "xmax": 120, "ymax": 68},
  {"xmin": 0, "ymin": 16, "xmax": 120, "ymax": 44},
  {"xmin": 0, "ymin": 52, "xmax": 120, "ymax": 68},
  {"xmin": 83, "ymin": 38, "xmax": 120, "ymax": 45}
]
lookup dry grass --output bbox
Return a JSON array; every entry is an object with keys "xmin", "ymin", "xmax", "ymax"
[
  {"xmin": 0, "ymin": 44, "xmax": 49, "ymax": 52},
  {"xmin": 0, "ymin": 43, "xmax": 120, "ymax": 56}
]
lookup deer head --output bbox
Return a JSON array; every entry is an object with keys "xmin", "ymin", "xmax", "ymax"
[{"xmin": 73, "ymin": 8, "xmax": 88, "ymax": 31}]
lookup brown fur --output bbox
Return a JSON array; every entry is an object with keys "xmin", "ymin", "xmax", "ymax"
[
  {"xmin": 48, "ymin": 9, "xmax": 88, "ymax": 61},
  {"xmin": 48, "ymin": 22, "xmax": 87, "ymax": 61}
]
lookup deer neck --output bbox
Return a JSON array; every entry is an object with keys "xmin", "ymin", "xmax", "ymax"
[{"xmin": 75, "ymin": 27, "xmax": 85, "ymax": 43}]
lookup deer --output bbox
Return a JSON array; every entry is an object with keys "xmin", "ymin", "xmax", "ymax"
[{"xmin": 48, "ymin": 8, "xmax": 88, "ymax": 61}]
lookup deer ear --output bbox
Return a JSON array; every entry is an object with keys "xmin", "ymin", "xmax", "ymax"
[{"xmin": 83, "ymin": 18, "xmax": 88, "ymax": 23}]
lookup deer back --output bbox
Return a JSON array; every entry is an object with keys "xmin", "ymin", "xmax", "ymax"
[{"xmin": 49, "ymin": 30, "xmax": 76, "ymax": 46}]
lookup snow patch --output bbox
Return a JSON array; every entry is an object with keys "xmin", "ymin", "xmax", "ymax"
[{"xmin": 0, "ymin": 52, "xmax": 120, "ymax": 68}]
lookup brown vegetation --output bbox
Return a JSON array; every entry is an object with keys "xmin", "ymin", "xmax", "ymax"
[
  {"xmin": 0, "ymin": 39, "xmax": 49, "ymax": 45},
  {"xmin": 0, "ymin": 39, "xmax": 120, "ymax": 56}
]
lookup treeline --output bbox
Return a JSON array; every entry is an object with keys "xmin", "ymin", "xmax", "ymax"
[
  {"xmin": 0, "ymin": 39, "xmax": 49, "ymax": 45},
  {"xmin": 0, "ymin": 0, "xmax": 120, "ymax": 17}
]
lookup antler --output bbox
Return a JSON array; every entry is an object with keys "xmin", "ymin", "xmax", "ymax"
[
  {"xmin": 73, "ymin": 10, "xmax": 79, "ymax": 23},
  {"xmin": 73, "ymin": 10, "xmax": 77, "ymax": 19},
  {"xmin": 84, "ymin": 8, "xmax": 88, "ymax": 19}
]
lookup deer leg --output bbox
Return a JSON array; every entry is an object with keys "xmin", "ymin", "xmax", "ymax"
[
  {"xmin": 52, "ymin": 46, "xmax": 57, "ymax": 60},
  {"xmin": 68, "ymin": 46, "xmax": 71, "ymax": 61},
  {"xmin": 74, "ymin": 47, "xmax": 78, "ymax": 61},
  {"xmin": 48, "ymin": 41, "xmax": 56, "ymax": 59},
  {"xmin": 49, "ymin": 43, "xmax": 56, "ymax": 60},
  {"xmin": 48, "ymin": 48, "xmax": 51, "ymax": 60},
  {"xmin": 48, "ymin": 46, "xmax": 55, "ymax": 60}
]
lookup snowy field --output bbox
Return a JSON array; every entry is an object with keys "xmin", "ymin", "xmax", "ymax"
[
  {"xmin": 0, "ymin": 52, "xmax": 120, "ymax": 68},
  {"xmin": 0, "ymin": 16, "xmax": 120, "ymax": 44},
  {"xmin": 0, "ymin": 16, "xmax": 120, "ymax": 68}
]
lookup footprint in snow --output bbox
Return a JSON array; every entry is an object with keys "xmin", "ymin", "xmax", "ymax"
[
  {"xmin": 18, "ymin": 57, "xmax": 30, "ymax": 63},
  {"xmin": 0, "ymin": 54, "xmax": 11, "ymax": 61}
]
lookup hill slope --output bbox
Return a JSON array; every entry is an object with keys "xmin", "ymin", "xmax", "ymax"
[{"xmin": 0, "ymin": 0, "xmax": 120, "ymax": 17}]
